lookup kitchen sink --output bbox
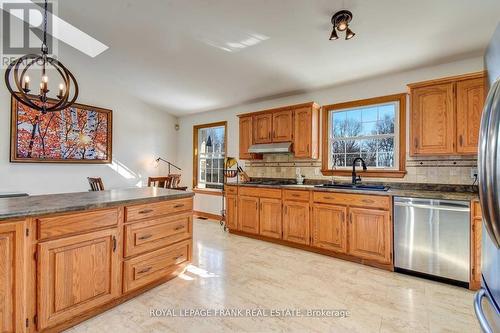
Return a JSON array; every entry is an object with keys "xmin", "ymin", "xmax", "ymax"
[{"xmin": 314, "ymin": 184, "xmax": 390, "ymax": 191}]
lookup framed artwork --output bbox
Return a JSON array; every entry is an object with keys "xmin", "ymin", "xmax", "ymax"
[{"xmin": 10, "ymin": 95, "xmax": 112, "ymax": 163}]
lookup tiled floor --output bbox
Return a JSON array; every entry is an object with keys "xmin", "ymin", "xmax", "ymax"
[{"xmin": 66, "ymin": 219, "xmax": 480, "ymax": 333}]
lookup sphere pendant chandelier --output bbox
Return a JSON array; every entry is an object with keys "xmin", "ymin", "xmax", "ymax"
[{"xmin": 4, "ymin": 0, "xmax": 78, "ymax": 114}]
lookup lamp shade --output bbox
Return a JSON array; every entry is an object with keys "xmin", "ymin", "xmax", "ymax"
[{"xmin": 206, "ymin": 135, "xmax": 213, "ymax": 147}]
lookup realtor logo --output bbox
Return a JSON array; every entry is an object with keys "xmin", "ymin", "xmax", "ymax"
[
  {"xmin": 0, "ymin": 0, "xmax": 108, "ymax": 68},
  {"xmin": 2, "ymin": 1, "xmax": 54, "ymax": 56}
]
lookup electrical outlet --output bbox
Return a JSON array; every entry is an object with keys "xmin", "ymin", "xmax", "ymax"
[
  {"xmin": 471, "ymin": 167, "xmax": 478, "ymax": 179},
  {"xmin": 314, "ymin": 168, "xmax": 321, "ymax": 176}
]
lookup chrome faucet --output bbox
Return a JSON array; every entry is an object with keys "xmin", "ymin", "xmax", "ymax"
[{"xmin": 352, "ymin": 157, "xmax": 367, "ymax": 185}]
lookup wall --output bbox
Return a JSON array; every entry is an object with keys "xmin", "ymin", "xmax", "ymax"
[
  {"xmin": 177, "ymin": 56, "xmax": 484, "ymax": 215},
  {"xmin": 0, "ymin": 53, "xmax": 178, "ymax": 195}
]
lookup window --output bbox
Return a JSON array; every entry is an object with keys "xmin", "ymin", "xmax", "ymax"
[
  {"xmin": 322, "ymin": 94, "xmax": 406, "ymax": 178},
  {"xmin": 193, "ymin": 122, "xmax": 226, "ymax": 189}
]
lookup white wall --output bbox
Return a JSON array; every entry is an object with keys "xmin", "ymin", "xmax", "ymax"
[
  {"xmin": 177, "ymin": 56, "xmax": 484, "ymax": 213},
  {"xmin": 0, "ymin": 55, "xmax": 178, "ymax": 195}
]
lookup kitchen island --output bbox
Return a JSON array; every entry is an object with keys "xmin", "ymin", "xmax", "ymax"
[{"xmin": 0, "ymin": 187, "xmax": 194, "ymax": 333}]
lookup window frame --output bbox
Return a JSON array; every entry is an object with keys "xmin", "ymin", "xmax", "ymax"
[
  {"xmin": 321, "ymin": 93, "xmax": 407, "ymax": 178},
  {"xmin": 192, "ymin": 121, "xmax": 227, "ymax": 189}
]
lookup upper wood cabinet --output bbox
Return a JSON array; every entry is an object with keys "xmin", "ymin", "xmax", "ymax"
[
  {"xmin": 283, "ymin": 201, "xmax": 310, "ymax": 245},
  {"xmin": 37, "ymin": 228, "xmax": 121, "ymax": 330},
  {"xmin": 456, "ymin": 78, "xmax": 485, "ymax": 154},
  {"xmin": 239, "ymin": 116, "xmax": 262, "ymax": 160},
  {"xmin": 294, "ymin": 106, "xmax": 319, "ymax": 159},
  {"xmin": 238, "ymin": 102, "xmax": 320, "ymax": 159},
  {"xmin": 238, "ymin": 196, "xmax": 259, "ymax": 234},
  {"xmin": 259, "ymin": 198, "xmax": 282, "ymax": 239},
  {"xmin": 409, "ymin": 72, "xmax": 486, "ymax": 156},
  {"xmin": 272, "ymin": 110, "xmax": 293, "ymax": 142},
  {"xmin": 311, "ymin": 204, "xmax": 347, "ymax": 254},
  {"xmin": 0, "ymin": 221, "xmax": 25, "ymax": 333},
  {"xmin": 348, "ymin": 207, "xmax": 391, "ymax": 264},
  {"xmin": 253, "ymin": 113, "xmax": 273, "ymax": 144}
]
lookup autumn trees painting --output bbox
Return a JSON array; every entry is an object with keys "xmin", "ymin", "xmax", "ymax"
[{"xmin": 11, "ymin": 97, "xmax": 112, "ymax": 163}]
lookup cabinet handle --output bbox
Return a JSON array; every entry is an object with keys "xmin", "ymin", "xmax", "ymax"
[
  {"xmin": 138, "ymin": 234, "xmax": 152, "ymax": 240},
  {"xmin": 138, "ymin": 208, "xmax": 154, "ymax": 214},
  {"xmin": 174, "ymin": 225, "xmax": 185, "ymax": 231},
  {"xmin": 174, "ymin": 204, "xmax": 185, "ymax": 208},
  {"xmin": 414, "ymin": 138, "xmax": 418, "ymax": 149},
  {"xmin": 173, "ymin": 255, "xmax": 183, "ymax": 261},
  {"xmin": 273, "ymin": 130, "xmax": 276, "ymax": 138},
  {"xmin": 459, "ymin": 135, "xmax": 463, "ymax": 147},
  {"xmin": 284, "ymin": 206, "xmax": 288, "ymax": 215},
  {"xmin": 137, "ymin": 267, "xmax": 152, "ymax": 274},
  {"xmin": 307, "ymin": 144, "xmax": 309, "ymax": 153},
  {"xmin": 341, "ymin": 214, "xmax": 345, "ymax": 223},
  {"xmin": 291, "ymin": 194, "xmax": 300, "ymax": 197},
  {"xmin": 349, "ymin": 213, "xmax": 353, "ymax": 224},
  {"xmin": 112, "ymin": 236, "xmax": 117, "ymax": 252}
]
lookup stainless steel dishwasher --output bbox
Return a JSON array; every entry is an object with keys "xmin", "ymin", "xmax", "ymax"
[{"xmin": 394, "ymin": 197, "xmax": 470, "ymax": 286}]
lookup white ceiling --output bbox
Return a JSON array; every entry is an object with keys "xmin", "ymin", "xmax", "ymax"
[{"xmin": 57, "ymin": 0, "xmax": 500, "ymax": 116}]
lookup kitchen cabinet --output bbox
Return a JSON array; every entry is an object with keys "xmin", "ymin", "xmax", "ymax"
[
  {"xmin": 312, "ymin": 204, "xmax": 347, "ymax": 253},
  {"xmin": 470, "ymin": 200, "xmax": 483, "ymax": 290},
  {"xmin": 225, "ymin": 194, "xmax": 238, "ymax": 230},
  {"xmin": 238, "ymin": 196, "xmax": 260, "ymax": 234},
  {"xmin": 456, "ymin": 77, "xmax": 485, "ymax": 154},
  {"xmin": 239, "ymin": 116, "xmax": 262, "ymax": 160},
  {"xmin": 0, "ymin": 220, "xmax": 25, "ymax": 333},
  {"xmin": 410, "ymin": 83, "xmax": 455, "ymax": 155},
  {"xmin": 348, "ymin": 207, "xmax": 391, "ymax": 264},
  {"xmin": 259, "ymin": 198, "xmax": 282, "ymax": 239},
  {"xmin": 272, "ymin": 110, "xmax": 293, "ymax": 142},
  {"xmin": 283, "ymin": 201, "xmax": 310, "ymax": 245},
  {"xmin": 294, "ymin": 106, "xmax": 319, "ymax": 159},
  {"xmin": 37, "ymin": 228, "xmax": 121, "ymax": 330},
  {"xmin": 409, "ymin": 71, "xmax": 486, "ymax": 156},
  {"xmin": 253, "ymin": 113, "xmax": 273, "ymax": 144}
]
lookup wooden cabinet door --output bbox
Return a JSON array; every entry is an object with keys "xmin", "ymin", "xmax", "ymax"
[
  {"xmin": 238, "ymin": 196, "xmax": 259, "ymax": 234},
  {"xmin": 225, "ymin": 195, "xmax": 238, "ymax": 230},
  {"xmin": 283, "ymin": 201, "xmax": 310, "ymax": 245},
  {"xmin": 410, "ymin": 83, "xmax": 455, "ymax": 155},
  {"xmin": 348, "ymin": 208, "xmax": 391, "ymax": 264},
  {"xmin": 253, "ymin": 113, "xmax": 272, "ymax": 144},
  {"xmin": 0, "ymin": 221, "xmax": 25, "ymax": 333},
  {"xmin": 37, "ymin": 229, "xmax": 121, "ymax": 330},
  {"xmin": 456, "ymin": 77, "xmax": 485, "ymax": 154},
  {"xmin": 311, "ymin": 204, "xmax": 347, "ymax": 253},
  {"xmin": 259, "ymin": 198, "xmax": 282, "ymax": 239},
  {"xmin": 293, "ymin": 107, "xmax": 319, "ymax": 158},
  {"xmin": 272, "ymin": 110, "xmax": 293, "ymax": 142},
  {"xmin": 239, "ymin": 116, "xmax": 256, "ymax": 160}
]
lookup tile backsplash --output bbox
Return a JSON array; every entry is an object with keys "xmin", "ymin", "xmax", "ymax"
[{"xmin": 243, "ymin": 154, "xmax": 477, "ymax": 185}]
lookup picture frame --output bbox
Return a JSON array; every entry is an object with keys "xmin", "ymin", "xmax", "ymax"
[{"xmin": 10, "ymin": 95, "xmax": 113, "ymax": 163}]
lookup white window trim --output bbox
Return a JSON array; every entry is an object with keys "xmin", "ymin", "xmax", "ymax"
[{"xmin": 327, "ymin": 101, "xmax": 400, "ymax": 171}]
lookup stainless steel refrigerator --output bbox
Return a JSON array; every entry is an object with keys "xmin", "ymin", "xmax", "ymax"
[{"xmin": 475, "ymin": 22, "xmax": 500, "ymax": 333}]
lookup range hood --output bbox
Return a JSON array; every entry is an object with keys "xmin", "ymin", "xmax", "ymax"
[{"xmin": 248, "ymin": 142, "xmax": 292, "ymax": 154}]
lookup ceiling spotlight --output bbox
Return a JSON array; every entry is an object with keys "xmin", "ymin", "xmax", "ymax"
[
  {"xmin": 330, "ymin": 10, "xmax": 355, "ymax": 41},
  {"xmin": 329, "ymin": 28, "xmax": 339, "ymax": 40},
  {"xmin": 345, "ymin": 27, "xmax": 356, "ymax": 40}
]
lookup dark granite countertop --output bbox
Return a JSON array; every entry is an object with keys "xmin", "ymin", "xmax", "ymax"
[
  {"xmin": 0, "ymin": 187, "xmax": 194, "ymax": 221},
  {"xmin": 230, "ymin": 181, "xmax": 478, "ymax": 201}
]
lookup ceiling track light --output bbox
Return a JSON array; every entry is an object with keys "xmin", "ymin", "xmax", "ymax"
[{"xmin": 329, "ymin": 10, "xmax": 356, "ymax": 41}]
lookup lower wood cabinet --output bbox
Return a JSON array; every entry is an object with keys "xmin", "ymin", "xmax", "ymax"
[
  {"xmin": 348, "ymin": 208, "xmax": 391, "ymax": 264},
  {"xmin": 312, "ymin": 204, "xmax": 347, "ymax": 253},
  {"xmin": 225, "ymin": 195, "xmax": 238, "ymax": 230},
  {"xmin": 0, "ymin": 220, "xmax": 25, "ymax": 333},
  {"xmin": 123, "ymin": 239, "xmax": 191, "ymax": 293},
  {"xmin": 238, "ymin": 196, "xmax": 259, "ymax": 234},
  {"xmin": 259, "ymin": 198, "xmax": 282, "ymax": 239},
  {"xmin": 37, "ymin": 228, "xmax": 121, "ymax": 330},
  {"xmin": 283, "ymin": 201, "xmax": 310, "ymax": 245}
]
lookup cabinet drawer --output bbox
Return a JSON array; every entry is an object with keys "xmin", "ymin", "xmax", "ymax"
[
  {"xmin": 313, "ymin": 192, "xmax": 390, "ymax": 210},
  {"xmin": 239, "ymin": 186, "xmax": 282, "ymax": 199},
  {"xmin": 124, "ymin": 212, "xmax": 192, "ymax": 258},
  {"xmin": 225, "ymin": 186, "xmax": 238, "ymax": 195},
  {"xmin": 123, "ymin": 239, "xmax": 191, "ymax": 293},
  {"xmin": 125, "ymin": 198, "xmax": 192, "ymax": 222},
  {"xmin": 283, "ymin": 189, "xmax": 310, "ymax": 201},
  {"xmin": 37, "ymin": 208, "xmax": 119, "ymax": 240}
]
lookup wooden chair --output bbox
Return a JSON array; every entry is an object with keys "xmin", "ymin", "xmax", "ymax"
[
  {"xmin": 87, "ymin": 177, "xmax": 105, "ymax": 191},
  {"xmin": 147, "ymin": 176, "xmax": 173, "ymax": 188}
]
